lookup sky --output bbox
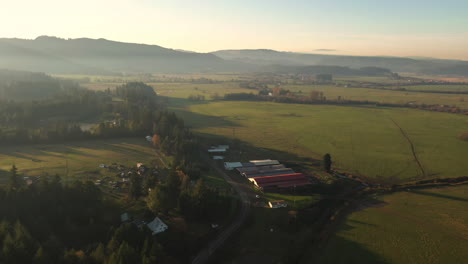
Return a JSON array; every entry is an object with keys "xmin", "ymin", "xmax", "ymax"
[{"xmin": 1, "ymin": 0, "xmax": 468, "ymax": 60}]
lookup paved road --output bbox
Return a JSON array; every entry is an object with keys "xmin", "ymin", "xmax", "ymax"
[{"xmin": 191, "ymin": 162, "xmax": 251, "ymax": 264}]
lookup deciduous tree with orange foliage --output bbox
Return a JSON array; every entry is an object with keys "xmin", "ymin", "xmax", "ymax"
[{"xmin": 152, "ymin": 134, "xmax": 161, "ymax": 147}]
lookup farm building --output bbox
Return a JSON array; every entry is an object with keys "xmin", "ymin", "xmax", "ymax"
[
  {"xmin": 224, "ymin": 162, "xmax": 243, "ymax": 170},
  {"xmin": 249, "ymin": 173, "xmax": 311, "ymax": 190},
  {"xmin": 268, "ymin": 200, "xmax": 288, "ymax": 208},
  {"xmin": 213, "ymin": 145, "xmax": 229, "ymax": 150},
  {"xmin": 212, "ymin": 156, "xmax": 224, "ymax": 160},
  {"xmin": 243, "ymin": 168, "xmax": 296, "ymax": 178},
  {"xmin": 147, "ymin": 217, "xmax": 168, "ymax": 235},
  {"xmin": 249, "ymin": 159, "xmax": 280, "ymax": 166}
]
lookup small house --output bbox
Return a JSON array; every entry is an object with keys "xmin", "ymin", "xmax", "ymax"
[
  {"xmin": 147, "ymin": 217, "xmax": 168, "ymax": 235},
  {"xmin": 268, "ymin": 200, "xmax": 288, "ymax": 209},
  {"xmin": 120, "ymin": 213, "xmax": 130, "ymax": 223}
]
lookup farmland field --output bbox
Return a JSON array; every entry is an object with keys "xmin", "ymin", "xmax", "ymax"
[
  {"xmin": 280, "ymin": 85, "xmax": 468, "ymax": 108},
  {"xmin": 310, "ymin": 185, "xmax": 468, "ymax": 264},
  {"xmin": 0, "ymin": 138, "xmax": 157, "ymax": 184},
  {"xmin": 174, "ymin": 101, "xmax": 468, "ymax": 183}
]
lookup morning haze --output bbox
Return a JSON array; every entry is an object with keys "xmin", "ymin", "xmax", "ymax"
[
  {"xmin": 0, "ymin": 1, "xmax": 467, "ymax": 264},
  {"xmin": 1, "ymin": 0, "xmax": 468, "ymax": 60}
]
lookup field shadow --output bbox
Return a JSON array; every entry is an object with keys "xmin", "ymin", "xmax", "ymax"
[
  {"xmin": 173, "ymin": 109, "xmax": 240, "ymax": 129},
  {"xmin": 101, "ymin": 143, "xmax": 152, "ymax": 158},
  {"xmin": 311, "ymin": 230, "xmax": 389, "ymax": 264},
  {"xmin": 411, "ymin": 189, "xmax": 468, "ymax": 202},
  {"xmin": 197, "ymin": 132, "xmax": 321, "ymax": 170},
  {"xmin": 165, "ymin": 97, "xmax": 211, "ymax": 109}
]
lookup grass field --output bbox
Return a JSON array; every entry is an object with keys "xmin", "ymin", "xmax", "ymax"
[
  {"xmin": 175, "ymin": 101, "xmax": 468, "ymax": 183},
  {"xmin": 312, "ymin": 185, "xmax": 468, "ymax": 264},
  {"xmin": 280, "ymin": 85, "xmax": 468, "ymax": 109},
  {"xmin": 0, "ymin": 138, "xmax": 157, "ymax": 184},
  {"xmin": 399, "ymin": 84, "xmax": 468, "ymax": 92}
]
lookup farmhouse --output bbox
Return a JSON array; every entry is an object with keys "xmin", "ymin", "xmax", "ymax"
[
  {"xmin": 147, "ymin": 217, "xmax": 168, "ymax": 235},
  {"xmin": 249, "ymin": 173, "xmax": 311, "ymax": 190},
  {"xmin": 268, "ymin": 200, "xmax": 288, "ymax": 208}
]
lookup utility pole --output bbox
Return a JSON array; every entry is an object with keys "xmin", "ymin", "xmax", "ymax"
[{"xmin": 294, "ymin": 185, "xmax": 296, "ymax": 208}]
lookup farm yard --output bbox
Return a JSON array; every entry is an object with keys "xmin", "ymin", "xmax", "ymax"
[
  {"xmin": 311, "ymin": 185, "xmax": 468, "ymax": 264},
  {"xmin": 45, "ymin": 73, "xmax": 468, "ymax": 263},
  {"xmin": 0, "ymin": 137, "xmax": 159, "ymax": 185}
]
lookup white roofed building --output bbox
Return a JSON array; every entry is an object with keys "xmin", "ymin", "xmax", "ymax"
[
  {"xmin": 147, "ymin": 217, "xmax": 168, "ymax": 235},
  {"xmin": 224, "ymin": 162, "xmax": 243, "ymax": 170},
  {"xmin": 249, "ymin": 159, "xmax": 280, "ymax": 166}
]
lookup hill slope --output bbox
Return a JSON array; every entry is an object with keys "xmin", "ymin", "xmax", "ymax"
[
  {"xmin": 0, "ymin": 36, "xmax": 246, "ymax": 74},
  {"xmin": 212, "ymin": 49, "xmax": 468, "ymax": 76}
]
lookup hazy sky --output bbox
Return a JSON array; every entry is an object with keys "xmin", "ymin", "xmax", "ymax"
[{"xmin": 1, "ymin": 0, "xmax": 468, "ymax": 60}]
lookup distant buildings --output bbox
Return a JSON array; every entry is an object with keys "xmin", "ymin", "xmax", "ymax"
[{"xmin": 225, "ymin": 159, "xmax": 312, "ymax": 191}]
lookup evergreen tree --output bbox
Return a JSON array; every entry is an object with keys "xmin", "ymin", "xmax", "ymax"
[
  {"xmin": 129, "ymin": 175, "xmax": 143, "ymax": 200},
  {"xmin": 323, "ymin": 153, "xmax": 332, "ymax": 172},
  {"xmin": 9, "ymin": 165, "xmax": 23, "ymax": 190},
  {"xmin": 90, "ymin": 243, "xmax": 106, "ymax": 263}
]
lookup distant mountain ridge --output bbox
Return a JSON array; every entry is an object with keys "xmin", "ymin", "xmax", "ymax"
[
  {"xmin": 1, "ymin": 36, "xmax": 467, "ymax": 76},
  {"xmin": 212, "ymin": 49, "xmax": 468, "ymax": 76},
  {"xmin": 0, "ymin": 36, "xmax": 245, "ymax": 74}
]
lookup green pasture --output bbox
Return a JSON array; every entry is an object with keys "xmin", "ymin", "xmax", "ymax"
[
  {"xmin": 176, "ymin": 101, "xmax": 468, "ymax": 183},
  {"xmin": 280, "ymin": 85, "xmax": 468, "ymax": 108},
  {"xmin": 312, "ymin": 185, "xmax": 468, "ymax": 264},
  {"xmin": 399, "ymin": 84, "xmax": 468, "ymax": 92}
]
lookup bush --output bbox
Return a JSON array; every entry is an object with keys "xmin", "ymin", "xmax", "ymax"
[{"xmin": 459, "ymin": 132, "xmax": 468, "ymax": 141}]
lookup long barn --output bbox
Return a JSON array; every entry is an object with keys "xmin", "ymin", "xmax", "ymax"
[{"xmin": 249, "ymin": 173, "xmax": 311, "ymax": 190}]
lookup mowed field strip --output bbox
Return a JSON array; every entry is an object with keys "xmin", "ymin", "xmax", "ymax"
[
  {"xmin": 312, "ymin": 185, "xmax": 468, "ymax": 264},
  {"xmin": 175, "ymin": 101, "xmax": 468, "ymax": 182}
]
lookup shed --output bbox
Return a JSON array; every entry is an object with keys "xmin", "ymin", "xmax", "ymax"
[
  {"xmin": 224, "ymin": 162, "xmax": 243, "ymax": 170},
  {"xmin": 243, "ymin": 168, "xmax": 296, "ymax": 178},
  {"xmin": 208, "ymin": 148, "xmax": 227, "ymax": 153},
  {"xmin": 212, "ymin": 156, "xmax": 225, "ymax": 160},
  {"xmin": 147, "ymin": 217, "xmax": 168, "ymax": 235}
]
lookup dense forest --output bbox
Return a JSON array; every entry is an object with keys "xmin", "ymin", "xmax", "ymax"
[{"xmin": 0, "ymin": 78, "xmax": 163, "ymax": 144}]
